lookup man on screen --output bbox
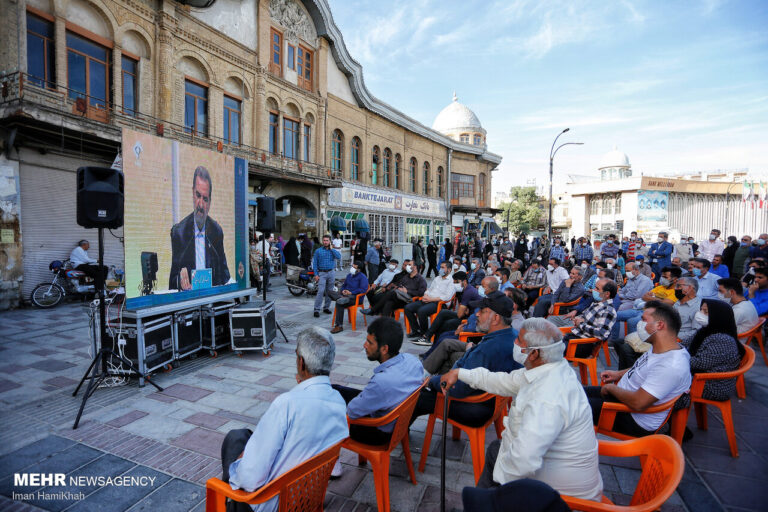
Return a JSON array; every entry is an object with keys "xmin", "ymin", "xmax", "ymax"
[{"xmin": 169, "ymin": 166, "xmax": 230, "ymax": 290}]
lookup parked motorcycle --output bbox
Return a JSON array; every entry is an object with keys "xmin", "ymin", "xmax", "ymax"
[
  {"xmin": 30, "ymin": 260, "xmax": 122, "ymax": 308},
  {"xmin": 284, "ymin": 265, "xmax": 343, "ymax": 297}
]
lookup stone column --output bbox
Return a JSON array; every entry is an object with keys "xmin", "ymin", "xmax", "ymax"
[
  {"xmin": 112, "ymin": 44, "xmax": 122, "ymax": 113},
  {"xmin": 254, "ymin": 68, "xmax": 266, "ymax": 151},
  {"xmin": 54, "ymin": 15, "xmax": 67, "ymax": 90},
  {"xmin": 156, "ymin": 11, "xmax": 176, "ymax": 122},
  {"xmin": 208, "ymin": 83, "xmax": 223, "ymax": 140}
]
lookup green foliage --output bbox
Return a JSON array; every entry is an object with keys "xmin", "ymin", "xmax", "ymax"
[{"xmin": 500, "ymin": 186, "xmax": 542, "ymax": 234}]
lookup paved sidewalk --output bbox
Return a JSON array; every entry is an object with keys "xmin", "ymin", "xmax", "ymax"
[{"xmin": 0, "ymin": 276, "xmax": 766, "ymax": 511}]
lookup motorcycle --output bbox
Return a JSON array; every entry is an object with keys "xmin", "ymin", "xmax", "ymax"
[
  {"xmin": 30, "ymin": 260, "xmax": 123, "ymax": 308},
  {"xmin": 284, "ymin": 265, "xmax": 343, "ymax": 297}
]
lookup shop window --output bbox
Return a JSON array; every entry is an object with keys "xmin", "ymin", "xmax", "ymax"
[
  {"xmin": 351, "ymin": 137, "xmax": 360, "ymax": 181},
  {"xmin": 184, "ymin": 79, "xmax": 208, "ymax": 136},
  {"xmin": 121, "ymin": 55, "xmax": 138, "ymax": 116},
  {"xmin": 283, "ymin": 117, "xmax": 299, "ymax": 159},
  {"xmin": 269, "ymin": 111, "xmax": 279, "ymax": 154},
  {"xmin": 27, "ymin": 12, "xmax": 55, "ymax": 89},
  {"xmin": 223, "ymin": 95, "xmax": 241, "ymax": 145}
]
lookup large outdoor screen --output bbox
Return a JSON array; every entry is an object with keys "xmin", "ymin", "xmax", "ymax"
[{"xmin": 122, "ymin": 128, "xmax": 247, "ymax": 309}]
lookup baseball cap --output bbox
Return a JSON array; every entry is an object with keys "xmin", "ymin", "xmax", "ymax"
[
  {"xmin": 635, "ymin": 254, "xmax": 644, "ymax": 260},
  {"xmin": 469, "ymin": 294, "xmax": 514, "ymax": 318}
]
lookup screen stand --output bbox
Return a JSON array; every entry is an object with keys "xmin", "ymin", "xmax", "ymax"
[{"xmin": 262, "ymin": 235, "xmax": 289, "ymax": 343}]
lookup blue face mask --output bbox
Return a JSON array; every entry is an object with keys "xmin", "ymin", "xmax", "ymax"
[
  {"xmin": 592, "ymin": 290, "xmax": 602, "ymax": 301},
  {"xmin": 692, "ymin": 268, "xmax": 702, "ymax": 277},
  {"xmin": 741, "ymin": 242, "xmax": 749, "ymax": 247}
]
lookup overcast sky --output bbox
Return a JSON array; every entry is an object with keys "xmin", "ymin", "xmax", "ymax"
[{"xmin": 327, "ymin": 0, "xmax": 768, "ymax": 195}]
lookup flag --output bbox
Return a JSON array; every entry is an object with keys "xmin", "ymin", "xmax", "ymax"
[
  {"xmin": 761, "ymin": 181, "xmax": 767, "ymax": 209},
  {"xmin": 753, "ymin": 181, "xmax": 759, "ymax": 209},
  {"xmin": 742, "ymin": 181, "xmax": 751, "ymax": 203}
]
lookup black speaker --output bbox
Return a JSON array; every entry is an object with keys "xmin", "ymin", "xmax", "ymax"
[
  {"xmin": 256, "ymin": 196, "xmax": 276, "ymax": 232},
  {"xmin": 77, "ymin": 166, "xmax": 124, "ymax": 229}
]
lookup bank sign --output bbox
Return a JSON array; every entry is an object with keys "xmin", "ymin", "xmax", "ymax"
[{"xmin": 328, "ymin": 185, "xmax": 446, "ymax": 218}]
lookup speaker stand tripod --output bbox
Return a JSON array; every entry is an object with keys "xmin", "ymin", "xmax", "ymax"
[
  {"xmin": 262, "ymin": 236, "xmax": 289, "ymax": 343},
  {"xmin": 72, "ymin": 227, "xmax": 163, "ymax": 429}
]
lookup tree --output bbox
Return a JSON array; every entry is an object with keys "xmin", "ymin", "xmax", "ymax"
[{"xmin": 499, "ymin": 186, "xmax": 542, "ymax": 235}]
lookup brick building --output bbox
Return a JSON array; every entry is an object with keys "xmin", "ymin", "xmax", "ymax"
[{"xmin": 0, "ymin": 0, "xmax": 500, "ymax": 308}]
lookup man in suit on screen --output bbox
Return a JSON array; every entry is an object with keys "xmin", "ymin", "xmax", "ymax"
[{"xmin": 169, "ymin": 165, "xmax": 230, "ymax": 290}]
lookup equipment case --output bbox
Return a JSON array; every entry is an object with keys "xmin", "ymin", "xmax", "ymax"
[
  {"xmin": 202, "ymin": 302, "xmax": 234, "ymax": 356},
  {"xmin": 230, "ymin": 300, "xmax": 276, "ymax": 355},
  {"xmin": 173, "ymin": 307, "xmax": 202, "ymax": 360},
  {"xmin": 103, "ymin": 312, "xmax": 174, "ymax": 374}
]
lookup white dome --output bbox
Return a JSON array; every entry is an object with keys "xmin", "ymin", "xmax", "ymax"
[
  {"xmin": 599, "ymin": 146, "xmax": 630, "ymax": 169},
  {"xmin": 432, "ymin": 93, "xmax": 484, "ymax": 135}
]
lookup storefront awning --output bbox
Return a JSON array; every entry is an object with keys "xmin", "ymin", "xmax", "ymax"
[
  {"xmin": 354, "ymin": 219, "xmax": 370, "ymax": 232},
  {"xmin": 330, "ymin": 215, "xmax": 347, "ymax": 232},
  {"xmin": 485, "ymin": 221, "xmax": 503, "ymax": 235}
]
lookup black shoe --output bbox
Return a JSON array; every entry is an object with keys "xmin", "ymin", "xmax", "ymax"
[
  {"xmin": 313, "ymin": 311, "xmax": 320, "ymax": 318},
  {"xmin": 323, "ymin": 308, "xmax": 333, "ymax": 314},
  {"xmin": 682, "ymin": 427, "xmax": 694, "ymax": 443},
  {"xmin": 361, "ymin": 308, "xmax": 374, "ymax": 315},
  {"xmin": 407, "ymin": 331, "xmax": 423, "ymax": 339}
]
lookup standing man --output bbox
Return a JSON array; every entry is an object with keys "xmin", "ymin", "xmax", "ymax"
[
  {"xmin": 169, "ymin": 166, "xmax": 230, "ymax": 290},
  {"xmin": 600, "ymin": 236, "xmax": 619, "ymax": 262},
  {"xmin": 648, "ymin": 232, "xmax": 673, "ymax": 281},
  {"xmin": 732, "ymin": 235, "xmax": 752, "ymax": 280},
  {"xmin": 366, "ymin": 240, "xmax": 382, "ymax": 283},
  {"xmin": 312, "ymin": 235, "xmax": 342, "ymax": 318},
  {"xmin": 426, "ymin": 239, "xmax": 439, "ymax": 278},
  {"xmin": 750, "ymin": 233, "xmax": 768, "ymax": 261},
  {"xmin": 626, "ymin": 232, "xmax": 639, "ymax": 261},
  {"xmin": 69, "ymin": 240, "xmax": 108, "ymax": 289},
  {"xmin": 710, "ymin": 254, "xmax": 730, "ymax": 278},
  {"xmin": 549, "ymin": 238, "xmax": 566, "ymax": 264},
  {"xmin": 573, "ymin": 237, "xmax": 594, "ymax": 265},
  {"xmin": 699, "ymin": 229, "xmax": 724, "ymax": 263},
  {"xmin": 672, "ymin": 237, "xmax": 694, "ymax": 267}
]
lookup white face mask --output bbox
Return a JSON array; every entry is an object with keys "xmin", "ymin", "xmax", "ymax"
[
  {"xmin": 478, "ymin": 286, "xmax": 486, "ymax": 297},
  {"xmin": 486, "ymin": 267, "xmax": 493, "ymax": 274},
  {"xmin": 607, "ymin": 264, "xmax": 614, "ymax": 269},
  {"xmin": 657, "ymin": 237, "xmax": 664, "ymax": 243},
  {"xmin": 453, "ymin": 264, "xmax": 459, "ymax": 270},
  {"xmin": 636, "ymin": 320, "xmax": 658, "ymax": 343},
  {"xmin": 495, "ymin": 276, "xmax": 502, "ymax": 284},
  {"xmin": 349, "ymin": 267, "xmax": 357, "ymax": 274},
  {"xmin": 717, "ymin": 292, "xmax": 731, "ymax": 303},
  {"xmin": 454, "ymin": 283, "xmax": 464, "ymax": 292},
  {"xmin": 547, "ymin": 265, "xmax": 554, "ymax": 272},
  {"xmin": 388, "ymin": 264, "xmax": 397, "ymax": 271},
  {"xmin": 694, "ymin": 311, "xmax": 709, "ymax": 327},
  {"xmin": 405, "ymin": 265, "xmax": 413, "ymax": 273},
  {"xmin": 471, "ymin": 263, "xmax": 477, "ymax": 270},
  {"xmin": 709, "ymin": 234, "xmax": 717, "ymax": 240},
  {"xmin": 581, "ymin": 263, "xmax": 588, "ymax": 269},
  {"xmin": 513, "ymin": 343, "xmax": 528, "ymax": 365}
]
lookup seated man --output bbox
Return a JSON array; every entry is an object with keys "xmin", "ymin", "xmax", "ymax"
[
  {"xmin": 634, "ymin": 254, "xmax": 653, "ymax": 279},
  {"xmin": 441, "ymin": 318, "xmax": 603, "ymax": 500},
  {"xmin": 331, "ymin": 317, "xmax": 423, "ymax": 475},
  {"xmin": 717, "ymin": 277, "xmax": 759, "ymax": 333},
  {"xmin": 604, "ymin": 258, "xmax": 625, "ymax": 288},
  {"xmin": 544, "ymin": 257, "xmax": 569, "ymax": 296},
  {"xmin": 366, "ymin": 259, "xmax": 405, "ymax": 308},
  {"xmin": 521, "ymin": 259, "xmax": 546, "ymax": 306},
  {"xmin": 674, "ymin": 277, "xmax": 702, "ymax": 341},
  {"xmin": 746, "ymin": 266, "xmax": 768, "ymax": 316},
  {"xmin": 496, "ymin": 267, "xmax": 515, "ymax": 292},
  {"xmin": 532, "ymin": 266, "xmax": 585, "ymax": 318},
  {"xmin": 69, "ymin": 240, "xmax": 108, "ymax": 288},
  {"xmin": 452, "ymin": 256, "xmax": 468, "ymax": 273},
  {"xmin": 549, "ymin": 279, "xmax": 618, "ymax": 358},
  {"xmin": 689, "ymin": 257, "xmax": 720, "ymax": 300},
  {"xmin": 329, "ymin": 261, "xmax": 369, "ymax": 334},
  {"xmin": 503, "ymin": 287, "xmax": 528, "ymax": 331},
  {"xmin": 583, "ymin": 301, "xmax": 692, "ymax": 437},
  {"xmin": 507, "ymin": 259, "xmax": 524, "ymax": 285},
  {"xmin": 710, "ymin": 254, "xmax": 730, "ymax": 278},
  {"xmin": 363, "ymin": 260, "xmax": 427, "ymax": 317},
  {"xmin": 413, "ymin": 294, "xmax": 522, "ymax": 427},
  {"xmin": 221, "ymin": 327, "xmax": 349, "ymax": 512},
  {"xmin": 412, "ymin": 271, "xmax": 480, "ymax": 346},
  {"xmin": 616, "ymin": 262, "xmax": 653, "ymax": 311},
  {"xmin": 405, "ymin": 261, "xmax": 455, "ymax": 338},
  {"xmin": 468, "ymin": 258, "xmax": 486, "ymax": 288},
  {"xmin": 670, "ymin": 256, "xmax": 690, "ymax": 277}
]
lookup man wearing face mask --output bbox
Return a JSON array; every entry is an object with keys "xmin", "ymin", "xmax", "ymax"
[
  {"xmin": 440, "ymin": 318, "xmax": 602, "ymax": 499},
  {"xmin": 699, "ymin": 229, "xmax": 724, "ymax": 263},
  {"xmin": 672, "ymin": 237, "xmax": 694, "ymax": 267},
  {"xmin": 365, "ymin": 259, "xmax": 401, "ymax": 310},
  {"xmin": 584, "ymin": 301, "xmax": 691, "ymax": 438},
  {"xmin": 634, "ymin": 255, "xmax": 653, "ymax": 280},
  {"xmin": 549, "ymin": 238, "xmax": 565, "ymax": 263},
  {"xmin": 452, "ymin": 256, "xmax": 468, "ymax": 273},
  {"xmin": 689, "ymin": 257, "xmax": 719, "ymax": 300},
  {"xmin": 521, "ymin": 259, "xmax": 547, "ymax": 306},
  {"xmin": 412, "ymin": 294, "xmax": 522, "ymax": 431},
  {"xmin": 648, "ymin": 232, "xmax": 673, "ymax": 281},
  {"xmin": 412, "ymin": 271, "xmax": 480, "ymax": 346},
  {"xmin": 732, "ymin": 235, "xmax": 752, "ymax": 280},
  {"xmin": 365, "ymin": 240, "xmax": 382, "ymax": 282},
  {"xmin": 533, "ymin": 266, "xmax": 585, "ymax": 318},
  {"xmin": 468, "ymin": 257, "xmax": 486, "ymax": 288},
  {"xmin": 557, "ymin": 279, "xmax": 618, "ymax": 358},
  {"xmin": 362, "ymin": 260, "xmax": 427, "ymax": 317},
  {"xmin": 404, "ymin": 261, "xmax": 456, "ymax": 339},
  {"xmin": 617, "ymin": 262, "xmax": 654, "ymax": 311},
  {"xmin": 673, "ymin": 277, "xmax": 702, "ymax": 341},
  {"xmin": 626, "ymin": 232, "xmax": 639, "ymax": 261},
  {"xmin": 750, "ymin": 233, "xmax": 768, "ymax": 260},
  {"xmin": 599, "ymin": 235, "xmax": 619, "ymax": 262},
  {"xmin": 495, "ymin": 268, "xmax": 515, "ymax": 292},
  {"xmin": 543, "ymin": 257, "xmax": 569, "ymax": 295},
  {"xmin": 328, "ymin": 261, "xmax": 369, "ymax": 334},
  {"xmin": 574, "ymin": 237, "xmax": 594, "ymax": 265}
]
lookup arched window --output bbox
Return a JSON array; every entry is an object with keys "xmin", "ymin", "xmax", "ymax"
[
  {"xmin": 409, "ymin": 158, "xmax": 417, "ymax": 193},
  {"xmin": 331, "ymin": 130, "xmax": 343, "ymax": 176},
  {"xmin": 372, "ymin": 146, "xmax": 380, "ymax": 185},
  {"xmin": 394, "ymin": 154, "xmax": 402, "ymax": 189},
  {"xmin": 479, "ymin": 173, "xmax": 486, "ymax": 202},
  {"xmin": 460, "ymin": 133, "xmax": 469, "ymax": 143},
  {"xmin": 351, "ymin": 137, "xmax": 360, "ymax": 181},
  {"xmin": 437, "ymin": 166, "xmax": 444, "ymax": 197},
  {"xmin": 383, "ymin": 148, "xmax": 392, "ymax": 187},
  {"xmin": 423, "ymin": 162, "xmax": 431, "ymax": 196},
  {"xmin": 473, "ymin": 134, "xmax": 482, "ymax": 145}
]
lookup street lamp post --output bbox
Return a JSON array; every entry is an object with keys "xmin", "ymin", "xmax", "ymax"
[{"xmin": 548, "ymin": 129, "xmax": 583, "ymax": 242}]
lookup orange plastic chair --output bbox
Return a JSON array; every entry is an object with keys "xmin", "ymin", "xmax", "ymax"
[
  {"xmin": 205, "ymin": 439, "xmax": 344, "ymax": 512},
  {"xmin": 565, "ymin": 336, "xmax": 602, "ymax": 386},
  {"xmin": 418, "ymin": 392, "xmax": 507, "ymax": 483},
  {"xmin": 331, "ymin": 292, "xmax": 368, "ymax": 331},
  {"xmin": 394, "ymin": 296, "xmax": 422, "ymax": 334},
  {"xmin": 458, "ymin": 331, "xmax": 484, "ymax": 343},
  {"xmin": 596, "ymin": 394, "xmax": 686, "ymax": 443},
  {"xmin": 429, "ymin": 298, "xmax": 454, "ymax": 324},
  {"xmin": 561, "ymin": 436, "xmax": 685, "ymax": 512},
  {"xmin": 530, "ymin": 286, "xmax": 545, "ymax": 307},
  {"xmin": 557, "ymin": 318, "xmax": 612, "ymax": 368},
  {"xmin": 341, "ymin": 380, "xmax": 426, "ymax": 512},
  {"xmin": 551, "ymin": 298, "xmax": 580, "ymax": 316},
  {"xmin": 738, "ymin": 317, "xmax": 767, "ymax": 368},
  {"xmin": 671, "ymin": 345, "xmax": 755, "ymax": 457}
]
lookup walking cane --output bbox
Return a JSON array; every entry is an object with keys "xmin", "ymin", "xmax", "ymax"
[{"xmin": 440, "ymin": 382, "xmax": 450, "ymax": 512}]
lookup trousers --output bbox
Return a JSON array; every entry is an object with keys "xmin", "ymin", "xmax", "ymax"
[
  {"xmin": 328, "ymin": 290, "xmax": 356, "ymax": 326},
  {"xmin": 370, "ymin": 289, "xmax": 409, "ymax": 317},
  {"xmin": 331, "ymin": 384, "xmax": 393, "ymax": 445},
  {"xmin": 422, "ymin": 338, "xmax": 468, "ymax": 375},
  {"xmin": 583, "ymin": 386, "xmax": 654, "ymax": 437},
  {"xmin": 404, "ymin": 300, "xmax": 439, "ymax": 334},
  {"xmin": 220, "ymin": 428, "xmax": 255, "ymax": 512},
  {"xmin": 314, "ymin": 270, "xmax": 335, "ymax": 312},
  {"xmin": 424, "ymin": 309, "xmax": 460, "ymax": 339}
]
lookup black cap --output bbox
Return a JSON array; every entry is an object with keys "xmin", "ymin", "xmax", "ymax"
[
  {"xmin": 453, "ymin": 271, "xmax": 468, "ymax": 281},
  {"xmin": 469, "ymin": 294, "xmax": 515, "ymax": 318}
]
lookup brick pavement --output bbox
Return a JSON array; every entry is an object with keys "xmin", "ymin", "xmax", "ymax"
[{"xmin": 1, "ymin": 276, "xmax": 767, "ymax": 511}]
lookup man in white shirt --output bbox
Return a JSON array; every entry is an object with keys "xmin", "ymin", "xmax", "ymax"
[
  {"xmin": 544, "ymin": 257, "xmax": 569, "ymax": 294},
  {"xmin": 404, "ymin": 261, "xmax": 455, "ymax": 338},
  {"xmin": 69, "ymin": 240, "xmax": 108, "ymax": 288},
  {"xmin": 440, "ymin": 317, "xmax": 602, "ymax": 500},
  {"xmin": 584, "ymin": 300, "xmax": 691, "ymax": 436},
  {"xmin": 717, "ymin": 278, "xmax": 759, "ymax": 334},
  {"xmin": 699, "ymin": 229, "xmax": 724, "ymax": 262}
]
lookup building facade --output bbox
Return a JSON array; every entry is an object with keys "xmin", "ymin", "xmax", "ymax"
[{"xmin": 0, "ymin": 0, "xmax": 500, "ymax": 309}]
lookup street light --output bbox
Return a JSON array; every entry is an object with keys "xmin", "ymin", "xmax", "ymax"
[{"xmin": 548, "ymin": 129, "xmax": 583, "ymax": 242}]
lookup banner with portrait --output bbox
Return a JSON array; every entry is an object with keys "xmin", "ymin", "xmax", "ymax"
[
  {"xmin": 637, "ymin": 190, "xmax": 669, "ymax": 222},
  {"xmin": 121, "ymin": 128, "xmax": 247, "ymax": 309}
]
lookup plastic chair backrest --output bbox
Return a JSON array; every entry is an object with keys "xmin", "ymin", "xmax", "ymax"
[
  {"xmin": 738, "ymin": 317, "xmax": 765, "ymax": 343},
  {"xmin": 690, "ymin": 344, "xmax": 755, "ymax": 396}
]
